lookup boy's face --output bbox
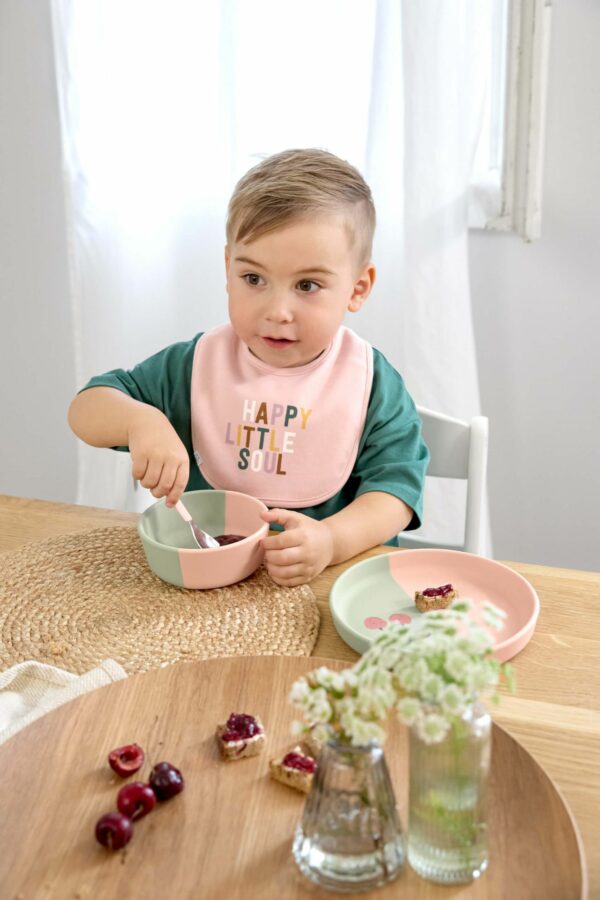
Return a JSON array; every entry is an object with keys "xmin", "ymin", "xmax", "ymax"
[{"xmin": 225, "ymin": 215, "xmax": 375, "ymax": 368}]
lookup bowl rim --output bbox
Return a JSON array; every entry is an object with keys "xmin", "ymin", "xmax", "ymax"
[{"xmin": 137, "ymin": 489, "xmax": 269, "ymax": 554}]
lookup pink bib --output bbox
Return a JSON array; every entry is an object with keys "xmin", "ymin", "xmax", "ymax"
[{"xmin": 190, "ymin": 324, "xmax": 373, "ymax": 508}]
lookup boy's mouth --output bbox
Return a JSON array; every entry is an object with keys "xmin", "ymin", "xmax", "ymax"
[{"xmin": 261, "ymin": 337, "xmax": 297, "ymax": 349}]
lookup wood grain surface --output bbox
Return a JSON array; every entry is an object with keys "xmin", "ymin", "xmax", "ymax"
[
  {"xmin": 0, "ymin": 494, "xmax": 597, "ymax": 898},
  {"xmin": 0, "ymin": 656, "xmax": 585, "ymax": 900}
]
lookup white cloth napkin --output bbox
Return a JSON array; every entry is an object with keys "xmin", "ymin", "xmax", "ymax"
[{"xmin": 0, "ymin": 659, "xmax": 127, "ymax": 745}]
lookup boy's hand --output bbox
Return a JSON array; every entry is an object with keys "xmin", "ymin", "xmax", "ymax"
[
  {"xmin": 128, "ymin": 408, "xmax": 189, "ymax": 508},
  {"xmin": 260, "ymin": 508, "xmax": 334, "ymax": 586}
]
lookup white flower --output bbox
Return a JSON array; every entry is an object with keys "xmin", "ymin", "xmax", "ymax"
[
  {"xmin": 475, "ymin": 627, "xmax": 495, "ymax": 652},
  {"xmin": 444, "ymin": 650, "xmax": 471, "ymax": 682},
  {"xmin": 397, "ymin": 696, "xmax": 423, "ymax": 726},
  {"xmin": 416, "ymin": 712, "xmax": 451, "ymax": 744},
  {"xmin": 399, "ymin": 657, "xmax": 429, "ymax": 693},
  {"xmin": 339, "ymin": 709, "xmax": 358, "ymax": 737},
  {"xmin": 308, "ymin": 697, "xmax": 333, "ymax": 724},
  {"xmin": 310, "ymin": 686, "xmax": 328, "ymax": 704},
  {"xmin": 289, "ymin": 603, "xmax": 514, "ymax": 747},
  {"xmin": 440, "ymin": 683, "xmax": 468, "ymax": 715},
  {"xmin": 360, "ymin": 644, "xmax": 383, "ymax": 668},
  {"xmin": 356, "ymin": 690, "xmax": 390, "ymax": 722},
  {"xmin": 482, "ymin": 601, "xmax": 507, "ymax": 630},
  {"xmin": 312, "ymin": 723, "xmax": 331, "ymax": 744},
  {"xmin": 378, "ymin": 644, "xmax": 402, "ymax": 670},
  {"xmin": 373, "ymin": 622, "xmax": 405, "ymax": 643},
  {"xmin": 289, "ymin": 678, "xmax": 311, "ymax": 706},
  {"xmin": 397, "ymin": 665, "xmax": 421, "ymax": 692},
  {"xmin": 341, "ymin": 669, "xmax": 359, "ymax": 690},
  {"xmin": 320, "ymin": 672, "xmax": 346, "ymax": 694},
  {"xmin": 472, "ymin": 662, "xmax": 499, "ymax": 692},
  {"xmin": 420, "ymin": 672, "xmax": 445, "ymax": 703},
  {"xmin": 349, "ymin": 718, "xmax": 386, "ymax": 747},
  {"xmin": 449, "ymin": 597, "xmax": 473, "ymax": 614},
  {"xmin": 313, "ymin": 667, "xmax": 338, "ymax": 689}
]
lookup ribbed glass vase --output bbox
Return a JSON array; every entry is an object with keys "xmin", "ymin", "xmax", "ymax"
[
  {"xmin": 407, "ymin": 701, "xmax": 491, "ymax": 884},
  {"xmin": 293, "ymin": 739, "xmax": 404, "ymax": 893}
]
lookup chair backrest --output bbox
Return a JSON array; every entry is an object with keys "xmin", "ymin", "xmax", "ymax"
[{"xmin": 396, "ymin": 406, "xmax": 489, "ymax": 555}]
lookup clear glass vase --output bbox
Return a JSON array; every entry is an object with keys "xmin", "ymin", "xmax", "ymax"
[
  {"xmin": 293, "ymin": 739, "xmax": 404, "ymax": 893},
  {"xmin": 407, "ymin": 701, "xmax": 491, "ymax": 884}
]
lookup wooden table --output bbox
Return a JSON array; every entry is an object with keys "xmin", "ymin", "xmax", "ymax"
[
  {"xmin": 1, "ymin": 495, "xmax": 598, "ymax": 896},
  {"xmin": 0, "ymin": 656, "xmax": 585, "ymax": 899}
]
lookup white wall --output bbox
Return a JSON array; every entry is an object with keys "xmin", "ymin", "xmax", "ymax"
[
  {"xmin": 0, "ymin": 0, "xmax": 598, "ymax": 571},
  {"xmin": 469, "ymin": 0, "xmax": 600, "ymax": 570}
]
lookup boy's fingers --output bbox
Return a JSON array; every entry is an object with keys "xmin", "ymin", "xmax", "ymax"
[
  {"xmin": 264, "ymin": 546, "xmax": 302, "ymax": 567},
  {"xmin": 131, "ymin": 456, "xmax": 149, "ymax": 481},
  {"xmin": 142, "ymin": 460, "xmax": 164, "ymax": 491},
  {"xmin": 262, "ymin": 529, "xmax": 300, "ymax": 551},
  {"xmin": 154, "ymin": 461, "xmax": 180, "ymax": 499},
  {"xmin": 266, "ymin": 565, "xmax": 306, "ymax": 581},
  {"xmin": 260, "ymin": 508, "xmax": 301, "ymax": 529},
  {"xmin": 165, "ymin": 463, "xmax": 189, "ymax": 508},
  {"xmin": 268, "ymin": 569, "xmax": 309, "ymax": 587}
]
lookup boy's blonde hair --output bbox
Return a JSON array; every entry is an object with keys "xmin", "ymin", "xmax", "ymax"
[{"xmin": 226, "ymin": 149, "xmax": 376, "ymax": 268}]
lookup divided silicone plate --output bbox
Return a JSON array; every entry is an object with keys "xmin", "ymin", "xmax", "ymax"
[{"xmin": 330, "ymin": 549, "xmax": 540, "ymax": 662}]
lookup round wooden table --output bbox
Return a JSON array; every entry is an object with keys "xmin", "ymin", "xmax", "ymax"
[{"xmin": 0, "ymin": 656, "xmax": 585, "ymax": 899}]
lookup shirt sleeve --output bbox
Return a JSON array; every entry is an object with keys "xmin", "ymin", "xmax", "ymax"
[
  {"xmin": 353, "ymin": 349, "xmax": 430, "ymax": 530},
  {"xmin": 78, "ymin": 335, "xmax": 201, "ymax": 454}
]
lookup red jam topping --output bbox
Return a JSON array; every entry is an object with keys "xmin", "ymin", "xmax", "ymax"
[
  {"xmin": 282, "ymin": 752, "xmax": 317, "ymax": 774},
  {"xmin": 222, "ymin": 713, "xmax": 261, "ymax": 742},
  {"xmin": 215, "ymin": 534, "xmax": 245, "ymax": 546},
  {"xmin": 421, "ymin": 583, "xmax": 454, "ymax": 598}
]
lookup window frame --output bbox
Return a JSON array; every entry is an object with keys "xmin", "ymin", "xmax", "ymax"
[{"xmin": 469, "ymin": 0, "xmax": 553, "ymax": 242}]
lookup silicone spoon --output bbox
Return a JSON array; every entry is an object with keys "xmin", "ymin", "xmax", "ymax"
[{"xmin": 174, "ymin": 499, "xmax": 219, "ymax": 549}]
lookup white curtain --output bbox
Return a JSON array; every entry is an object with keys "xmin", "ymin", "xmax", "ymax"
[{"xmin": 51, "ymin": 0, "xmax": 492, "ymax": 550}]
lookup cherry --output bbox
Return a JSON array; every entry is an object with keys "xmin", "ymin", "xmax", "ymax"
[
  {"xmin": 222, "ymin": 713, "xmax": 260, "ymax": 741},
  {"xmin": 117, "ymin": 781, "xmax": 156, "ymax": 821},
  {"xmin": 95, "ymin": 812, "xmax": 133, "ymax": 850},
  {"xmin": 149, "ymin": 762, "xmax": 185, "ymax": 801},
  {"xmin": 108, "ymin": 743, "xmax": 145, "ymax": 777},
  {"xmin": 421, "ymin": 584, "xmax": 454, "ymax": 598},
  {"xmin": 282, "ymin": 752, "xmax": 317, "ymax": 774}
]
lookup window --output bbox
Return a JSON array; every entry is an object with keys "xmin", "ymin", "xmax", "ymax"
[{"xmin": 469, "ymin": 0, "xmax": 553, "ymax": 241}]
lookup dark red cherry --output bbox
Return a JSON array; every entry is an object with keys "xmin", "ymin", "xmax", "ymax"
[
  {"xmin": 95, "ymin": 812, "xmax": 133, "ymax": 850},
  {"xmin": 117, "ymin": 781, "xmax": 156, "ymax": 820},
  {"xmin": 108, "ymin": 743, "xmax": 145, "ymax": 777},
  {"xmin": 149, "ymin": 762, "xmax": 185, "ymax": 801}
]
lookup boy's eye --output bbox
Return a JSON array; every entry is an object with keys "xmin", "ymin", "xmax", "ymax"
[
  {"xmin": 243, "ymin": 273, "xmax": 264, "ymax": 286},
  {"xmin": 297, "ymin": 280, "xmax": 320, "ymax": 293}
]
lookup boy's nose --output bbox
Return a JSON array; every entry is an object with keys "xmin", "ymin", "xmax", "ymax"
[{"xmin": 265, "ymin": 295, "xmax": 294, "ymax": 323}]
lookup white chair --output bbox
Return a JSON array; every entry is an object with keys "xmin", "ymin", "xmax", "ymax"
[{"xmin": 396, "ymin": 406, "xmax": 489, "ymax": 555}]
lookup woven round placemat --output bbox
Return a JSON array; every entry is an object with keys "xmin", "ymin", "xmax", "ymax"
[{"xmin": 0, "ymin": 527, "xmax": 320, "ymax": 675}]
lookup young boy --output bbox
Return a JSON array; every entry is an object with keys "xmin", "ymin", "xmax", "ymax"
[{"xmin": 68, "ymin": 149, "xmax": 429, "ymax": 586}]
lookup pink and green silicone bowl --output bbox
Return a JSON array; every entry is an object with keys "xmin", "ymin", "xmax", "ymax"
[{"xmin": 138, "ymin": 489, "xmax": 269, "ymax": 589}]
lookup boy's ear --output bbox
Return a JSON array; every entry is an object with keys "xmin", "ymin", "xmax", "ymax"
[
  {"xmin": 348, "ymin": 263, "xmax": 376, "ymax": 312},
  {"xmin": 224, "ymin": 245, "xmax": 230, "ymax": 276}
]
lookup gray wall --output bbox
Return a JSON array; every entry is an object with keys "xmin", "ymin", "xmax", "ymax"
[
  {"xmin": 0, "ymin": 0, "xmax": 598, "ymax": 571},
  {"xmin": 0, "ymin": 0, "xmax": 77, "ymax": 502},
  {"xmin": 469, "ymin": 0, "xmax": 600, "ymax": 570}
]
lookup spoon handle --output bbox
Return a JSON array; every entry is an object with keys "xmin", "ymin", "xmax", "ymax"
[
  {"xmin": 174, "ymin": 500, "xmax": 192, "ymax": 523},
  {"xmin": 174, "ymin": 499, "xmax": 219, "ymax": 549}
]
